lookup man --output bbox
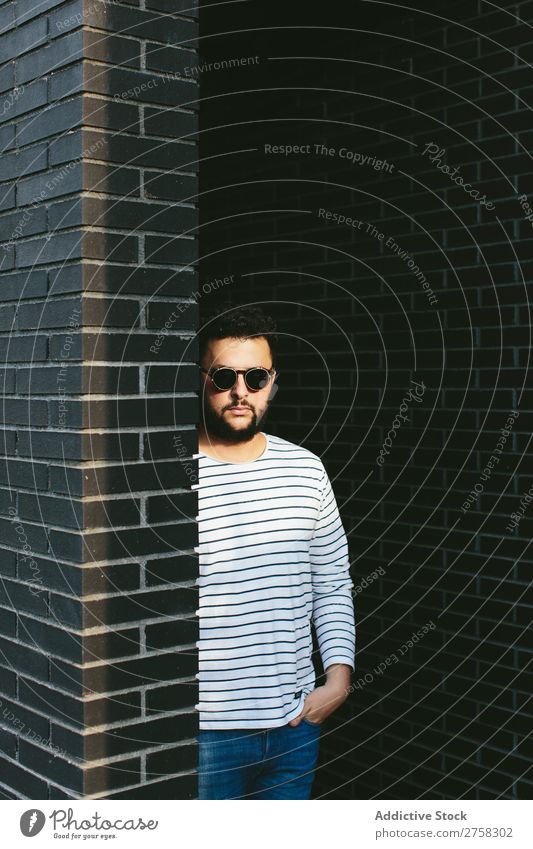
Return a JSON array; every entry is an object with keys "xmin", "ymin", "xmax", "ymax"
[{"xmin": 193, "ymin": 303, "xmax": 356, "ymax": 799}]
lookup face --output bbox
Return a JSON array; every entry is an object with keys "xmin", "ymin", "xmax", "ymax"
[{"xmin": 200, "ymin": 336, "xmax": 278, "ymax": 442}]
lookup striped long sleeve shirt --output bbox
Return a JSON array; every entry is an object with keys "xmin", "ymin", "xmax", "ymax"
[{"xmin": 193, "ymin": 432, "xmax": 356, "ymax": 729}]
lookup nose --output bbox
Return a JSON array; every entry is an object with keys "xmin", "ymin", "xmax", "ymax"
[{"xmin": 230, "ymin": 373, "xmax": 248, "ymax": 398}]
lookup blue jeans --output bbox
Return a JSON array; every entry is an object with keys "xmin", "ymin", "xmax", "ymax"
[{"xmin": 198, "ymin": 719, "xmax": 322, "ymax": 799}]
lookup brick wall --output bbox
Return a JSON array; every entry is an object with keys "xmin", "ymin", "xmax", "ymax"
[
  {"xmin": 0, "ymin": 0, "xmax": 199, "ymax": 798},
  {"xmin": 199, "ymin": 0, "xmax": 531, "ymax": 798}
]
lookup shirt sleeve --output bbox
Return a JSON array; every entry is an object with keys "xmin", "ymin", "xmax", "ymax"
[{"xmin": 310, "ymin": 466, "xmax": 356, "ymax": 673}]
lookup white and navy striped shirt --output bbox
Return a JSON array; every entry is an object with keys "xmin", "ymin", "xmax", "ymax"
[{"xmin": 193, "ymin": 432, "xmax": 356, "ymax": 729}]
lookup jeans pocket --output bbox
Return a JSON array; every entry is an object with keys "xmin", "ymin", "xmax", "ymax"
[{"xmin": 301, "ymin": 716, "xmax": 322, "ymax": 727}]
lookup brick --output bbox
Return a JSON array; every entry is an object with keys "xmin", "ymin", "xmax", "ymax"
[
  {"xmin": 16, "ymin": 431, "xmax": 139, "ymax": 462},
  {"xmin": 145, "ymin": 553, "xmax": 197, "ymax": 587},
  {"xmin": 85, "ymin": 62, "xmax": 195, "ymax": 106},
  {"xmin": 84, "ymin": 161, "xmax": 141, "ymax": 196},
  {"xmin": 18, "ymin": 491, "xmax": 141, "ymax": 530},
  {"xmin": 15, "ymin": 231, "xmax": 83, "ymax": 267},
  {"xmin": 143, "ymin": 427, "xmax": 197, "ymax": 458},
  {"xmin": 83, "ymin": 94, "xmax": 140, "ymax": 133},
  {"xmin": 19, "ymin": 676, "xmax": 141, "ymax": 728},
  {"xmin": 17, "ymin": 556, "xmax": 140, "ymax": 596},
  {"xmin": 145, "ymin": 42, "xmax": 197, "ymax": 75},
  {"xmin": 145, "ymin": 0, "xmax": 198, "ymax": 16},
  {"xmin": 145, "ymin": 235, "xmax": 197, "ymax": 264},
  {"xmin": 143, "ymin": 105, "xmax": 198, "ymax": 138},
  {"xmin": 17, "ymin": 231, "xmax": 138, "ymax": 267},
  {"xmin": 0, "ymin": 510, "xmax": 49, "ymax": 550},
  {"xmin": 145, "ymin": 742, "xmax": 197, "ymax": 779},
  {"xmin": 0, "ymin": 61, "xmax": 15, "ymax": 96},
  {"xmin": 48, "ymin": 785, "xmax": 79, "ymax": 799},
  {"xmin": 15, "ymin": 296, "xmax": 81, "ymax": 329},
  {"xmin": 83, "ymin": 29, "xmax": 141, "ymax": 69},
  {"xmin": 0, "ymin": 428, "xmax": 17, "ymax": 454},
  {"xmin": 48, "ymin": 396, "xmax": 197, "ymax": 428},
  {"xmin": 0, "ymin": 755, "xmax": 49, "ymax": 798},
  {"xmin": 16, "ymin": 97, "xmax": 83, "ymax": 146},
  {"xmin": 0, "ymin": 637, "xmax": 48, "ymax": 680},
  {"xmin": 82, "ymin": 232, "xmax": 139, "ymax": 263},
  {"xmin": 47, "ymin": 0, "xmax": 84, "ymax": 36},
  {"xmin": 48, "ymin": 63, "xmax": 83, "ymax": 102},
  {"xmin": 19, "ymin": 737, "xmax": 140, "ymax": 794},
  {"xmin": 45, "ymin": 129, "xmax": 87, "ymax": 166},
  {"xmin": 0, "ymin": 204, "xmax": 48, "ymax": 244},
  {"xmin": 0, "ymin": 548, "xmax": 16, "ymax": 580},
  {"xmin": 107, "ymin": 771, "xmax": 196, "ymax": 799},
  {"xmin": 50, "ymin": 520, "xmax": 198, "ymax": 563},
  {"xmin": 0, "ymin": 304, "xmax": 15, "ymax": 330},
  {"xmin": 48, "ymin": 657, "xmax": 83, "ymax": 694},
  {"xmin": 50, "ymin": 649, "xmax": 196, "ymax": 694},
  {"xmin": 0, "ymin": 183, "xmax": 15, "ymax": 211},
  {"xmin": 49, "ymin": 458, "xmax": 196, "ymax": 498},
  {"xmin": 0, "ymin": 606, "xmax": 16, "ymax": 637},
  {"xmin": 0, "ymin": 576, "xmax": 49, "ymax": 617},
  {"xmin": 0, "ymin": 248, "xmax": 15, "ymax": 272},
  {"xmin": 0, "ymin": 17, "xmax": 47, "ymax": 63},
  {"xmin": 0, "ymin": 123, "xmax": 15, "ymax": 150},
  {"xmin": 15, "ymin": 31, "xmax": 83, "ymax": 84},
  {"xmin": 144, "ymin": 170, "xmax": 198, "ymax": 202},
  {"xmin": 16, "ymin": 365, "xmax": 139, "ymax": 394},
  {"xmin": 146, "ymin": 301, "xmax": 199, "ymax": 330},
  {"xmin": 146, "ymin": 492, "xmax": 197, "ymax": 522},
  {"xmin": 85, "ymin": 294, "xmax": 140, "ymax": 326},
  {"xmin": 145, "ymin": 617, "xmax": 198, "ymax": 650},
  {"xmin": 14, "ymin": 0, "xmax": 68, "ymax": 26},
  {"xmin": 145, "ymin": 681, "xmax": 196, "ymax": 715},
  {"xmin": 80, "ymin": 3, "xmax": 198, "ymax": 49},
  {"xmin": 19, "ymin": 614, "xmax": 140, "ymax": 663},
  {"xmin": 0, "ymin": 367, "xmax": 15, "ymax": 392},
  {"xmin": 0, "ymin": 142, "xmax": 47, "ymax": 182},
  {"xmin": 81, "ymin": 130, "xmax": 196, "ymax": 173},
  {"xmin": 49, "ymin": 261, "xmax": 199, "ymax": 297},
  {"xmin": 0, "ymin": 693, "xmax": 51, "ymax": 740},
  {"xmin": 0, "ymin": 4, "xmax": 14, "ymax": 36},
  {"xmin": 0, "ymin": 78, "xmax": 47, "ymax": 122},
  {"xmin": 81, "ymin": 195, "xmax": 198, "ymax": 233},
  {"xmin": 0, "ymin": 727, "xmax": 21, "ymax": 760},
  {"xmin": 0, "ymin": 398, "xmax": 48, "ymax": 425},
  {"xmin": 51, "ymin": 585, "xmax": 197, "ymax": 628},
  {"xmin": 52, "ymin": 712, "xmax": 198, "ymax": 760},
  {"xmin": 0, "ymin": 458, "xmax": 48, "ymax": 489}
]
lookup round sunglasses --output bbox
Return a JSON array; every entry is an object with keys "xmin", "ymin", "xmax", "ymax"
[{"xmin": 200, "ymin": 366, "xmax": 277, "ymax": 391}]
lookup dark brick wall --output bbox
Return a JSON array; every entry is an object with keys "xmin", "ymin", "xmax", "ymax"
[
  {"xmin": 199, "ymin": 0, "xmax": 531, "ymax": 798},
  {"xmin": 0, "ymin": 0, "xmax": 199, "ymax": 798}
]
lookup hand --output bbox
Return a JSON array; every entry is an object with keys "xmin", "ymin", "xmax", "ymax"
[{"xmin": 288, "ymin": 681, "xmax": 349, "ymax": 727}]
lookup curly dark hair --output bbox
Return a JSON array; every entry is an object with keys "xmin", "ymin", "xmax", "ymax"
[{"xmin": 199, "ymin": 302, "xmax": 279, "ymax": 368}]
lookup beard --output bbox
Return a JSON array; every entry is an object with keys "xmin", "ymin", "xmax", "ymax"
[{"xmin": 200, "ymin": 398, "xmax": 270, "ymax": 443}]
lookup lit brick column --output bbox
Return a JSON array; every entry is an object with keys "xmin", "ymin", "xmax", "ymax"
[{"xmin": 0, "ymin": 0, "xmax": 199, "ymax": 799}]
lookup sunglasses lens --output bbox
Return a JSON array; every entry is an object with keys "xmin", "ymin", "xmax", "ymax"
[
  {"xmin": 246, "ymin": 368, "xmax": 270, "ymax": 390},
  {"xmin": 211, "ymin": 368, "xmax": 236, "ymax": 390}
]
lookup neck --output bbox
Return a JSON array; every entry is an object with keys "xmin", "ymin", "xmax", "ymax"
[{"xmin": 198, "ymin": 428, "xmax": 266, "ymax": 463}]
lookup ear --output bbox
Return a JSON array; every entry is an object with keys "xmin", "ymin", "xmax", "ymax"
[{"xmin": 267, "ymin": 378, "xmax": 279, "ymax": 402}]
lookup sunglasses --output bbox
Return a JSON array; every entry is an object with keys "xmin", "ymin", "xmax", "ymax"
[{"xmin": 200, "ymin": 366, "xmax": 277, "ymax": 391}]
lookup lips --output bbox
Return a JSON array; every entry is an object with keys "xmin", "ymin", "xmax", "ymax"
[{"xmin": 227, "ymin": 406, "xmax": 251, "ymax": 415}]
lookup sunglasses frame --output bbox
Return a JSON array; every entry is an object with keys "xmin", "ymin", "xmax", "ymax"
[{"xmin": 200, "ymin": 366, "xmax": 278, "ymax": 392}]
